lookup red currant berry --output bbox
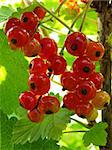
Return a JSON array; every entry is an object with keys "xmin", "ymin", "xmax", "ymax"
[
  {"xmin": 75, "ymin": 102, "xmax": 94, "ymax": 118},
  {"xmin": 65, "ymin": 32, "xmax": 87, "ymax": 56},
  {"xmin": 28, "ymin": 73, "xmax": 50, "ymax": 95},
  {"xmin": 48, "ymin": 55, "xmax": 67, "ymax": 75},
  {"xmin": 73, "ymin": 56, "xmax": 95, "ymax": 78},
  {"xmin": 38, "ymin": 96, "xmax": 60, "ymax": 114},
  {"xmin": 28, "ymin": 109, "xmax": 44, "ymax": 122},
  {"xmin": 33, "ymin": 32, "xmax": 42, "ymax": 42},
  {"xmin": 63, "ymin": 92, "xmax": 80, "ymax": 111},
  {"xmin": 76, "ymin": 80, "xmax": 96, "ymax": 102},
  {"xmin": 33, "ymin": 6, "xmax": 46, "ymax": 20},
  {"xmin": 22, "ymin": 38, "xmax": 41, "ymax": 57},
  {"xmin": 29, "ymin": 58, "xmax": 48, "ymax": 74},
  {"xmin": 4, "ymin": 17, "xmax": 20, "ymax": 34},
  {"xmin": 89, "ymin": 72, "xmax": 104, "ymax": 90},
  {"xmin": 7, "ymin": 26, "xmax": 29, "ymax": 48},
  {"xmin": 39, "ymin": 38, "xmax": 58, "ymax": 59},
  {"xmin": 61, "ymin": 71, "xmax": 77, "ymax": 91},
  {"xmin": 81, "ymin": 0, "xmax": 89, "ymax": 3},
  {"xmin": 86, "ymin": 41, "xmax": 105, "ymax": 61},
  {"xmin": 20, "ymin": 12, "xmax": 39, "ymax": 33},
  {"xmin": 19, "ymin": 91, "xmax": 37, "ymax": 110}
]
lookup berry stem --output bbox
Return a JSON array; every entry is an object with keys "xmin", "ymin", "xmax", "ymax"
[
  {"xmin": 51, "ymin": 79, "xmax": 62, "ymax": 86},
  {"xmin": 79, "ymin": 0, "xmax": 92, "ymax": 32},
  {"xmin": 36, "ymin": 2, "xmax": 74, "ymax": 32},
  {"xmin": 63, "ymin": 130, "xmax": 88, "ymax": 133},
  {"xmin": 55, "ymin": 0, "xmax": 67, "ymax": 16}
]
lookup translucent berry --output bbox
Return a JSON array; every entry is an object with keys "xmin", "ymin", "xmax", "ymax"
[
  {"xmin": 28, "ymin": 109, "xmax": 44, "ymax": 122},
  {"xmin": 19, "ymin": 91, "xmax": 37, "ymax": 110},
  {"xmin": 86, "ymin": 41, "xmax": 105, "ymax": 61},
  {"xmin": 28, "ymin": 73, "xmax": 50, "ymax": 95},
  {"xmin": 48, "ymin": 55, "xmax": 67, "ymax": 75},
  {"xmin": 33, "ymin": 6, "xmax": 46, "ymax": 20},
  {"xmin": 65, "ymin": 32, "xmax": 87, "ymax": 56},
  {"xmin": 86, "ymin": 108, "xmax": 98, "ymax": 122},
  {"xmin": 38, "ymin": 96, "xmax": 60, "ymax": 114}
]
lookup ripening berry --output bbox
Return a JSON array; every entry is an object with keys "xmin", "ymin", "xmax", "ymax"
[
  {"xmin": 61, "ymin": 71, "xmax": 77, "ymax": 91},
  {"xmin": 89, "ymin": 72, "xmax": 104, "ymax": 90},
  {"xmin": 29, "ymin": 58, "xmax": 48, "ymax": 74},
  {"xmin": 33, "ymin": 6, "xmax": 46, "ymax": 20},
  {"xmin": 7, "ymin": 26, "xmax": 29, "ymax": 48},
  {"xmin": 4, "ymin": 17, "xmax": 20, "ymax": 34},
  {"xmin": 63, "ymin": 92, "xmax": 80, "ymax": 111},
  {"xmin": 73, "ymin": 56, "xmax": 95, "ymax": 78},
  {"xmin": 38, "ymin": 96, "xmax": 60, "ymax": 114},
  {"xmin": 20, "ymin": 12, "xmax": 39, "ymax": 33},
  {"xmin": 48, "ymin": 55, "xmax": 67, "ymax": 75},
  {"xmin": 28, "ymin": 73, "xmax": 50, "ymax": 95},
  {"xmin": 28, "ymin": 109, "xmax": 44, "ymax": 123},
  {"xmin": 86, "ymin": 41, "xmax": 105, "ymax": 61},
  {"xmin": 39, "ymin": 38, "xmax": 58, "ymax": 59},
  {"xmin": 65, "ymin": 32, "xmax": 87, "ymax": 57},
  {"xmin": 86, "ymin": 108, "xmax": 98, "ymax": 122},
  {"xmin": 91, "ymin": 91, "xmax": 110, "ymax": 110},
  {"xmin": 76, "ymin": 80, "xmax": 96, "ymax": 102},
  {"xmin": 19, "ymin": 91, "xmax": 37, "ymax": 110},
  {"xmin": 22, "ymin": 38, "xmax": 41, "ymax": 57}
]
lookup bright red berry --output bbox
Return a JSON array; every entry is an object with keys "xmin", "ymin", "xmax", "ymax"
[
  {"xmin": 63, "ymin": 92, "xmax": 80, "ymax": 111},
  {"xmin": 81, "ymin": 0, "xmax": 89, "ymax": 3},
  {"xmin": 61, "ymin": 71, "xmax": 77, "ymax": 91},
  {"xmin": 39, "ymin": 38, "xmax": 58, "ymax": 59},
  {"xmin": 29, "ymin": 58, "xmax": 48, "ymax": 74},
  {"xmin": 19, "ymin": 91, "xmax": 37, "ymax": 110},
  {"xmin": 73, "ymin": 56, "xmax": 95, "ymax": 78},
  {"xmin": 38, "ymin": 96, "xmax": 60, "ymax": 114},
  {"xmin": 28, "ymin": 109, "xmax": 44, "ymax": 122},
  {"xmin": 65, "ymin": 32, "xmax": 87, "ymax": 56},
  {"xmin": 33, "ymin": 32, "xmax": 42, "ymax": 42},
  {"xmin": 33, "ymin": 6, "xmax": 46, "ymax": 20},
  {"xmin": 22, "ymin": 38, "xmax": 41, "ymax": 57},
  {"xmin": 86, "ymin": 41, "xmax": 105, "ymax": 61},
  {"xmin": 89, "ymin": 72, "xmax": 104, "ymax": 90},
  {"xmin": 48, "ymin": 55, "xmax": 67, "ymax": 75},
  {"xmin": 4, "ymin": 17, "xmax": 20, "ymax": 34},
  {"xmin": 76, "ymin": 80, "xmax": 96, "ymax": 102},
  {"xmin": 20, "ymin": 12, "xmax": 39, "ymax": 33},
  {"xmin": 7, "ymin": 26, "xmax": 29, "ymax": 48},
  {"xmin": 28, "ymin": 73, "xmax": 50, "ymax": 95}
]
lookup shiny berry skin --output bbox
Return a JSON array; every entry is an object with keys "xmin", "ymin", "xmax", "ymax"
[
  {"xmin": 28, "ymin": 109, "xmax": 44, "ymax": 123},
  {"xmin": 75, "ymin": 102, "xmax": 94, "ymax": 118},
  {"xmin": 89, "ymin": 72, "xmax": 104, "ymax": 90},
  {"xmin": 63, "ymin": 92, "xmax": 80, "ymax": 111},
  {"xmin": 73, "ymin": 56, "xmax": 95, "ymax": 78},
  {"xmin": 20, "ymin": 12, "xmax": 39, "ymax": 33},
  {"xmin": 19, "ymin": 91, "xmax": 37, "ymax": 110},
  {"xmin": 48, "ymin": 55, "xmax": 67, "ymax": 75},
  {"xmin": 38, "ymin": 96, "xmax": 60, "ymax": 114},
  {"xmin": 4, "ymin": 17, "xmax": 20, "ymax": 34},
  {"xmin": 22, "ymin": 38, "xmax": 41, "ymax": 57},
  {"xmin": 86, "ymin": 41, "xmax": 105, "ymax": 61},
  {"xmin": 33, "ymin": 32, "xmax": 42, "ymax": 42},
  {"xmin": 61, "ymin": 71, "xmax": 77, "ymax": 91},
  {"xmin": 7, "ymin": 26, "xmax": 29, "ymax": 48},
  {"xmin": 76, "ymin": 80, "xmax": 96, "ymax": 102},
  {"xmin": 28, "ymin": 73, "xmax": 50, "ymax": 95},
  {"xmin": 29, "ymin": 58, "xmax": 48, "ymax": 74},
  {"xmin": 65, "ymin": 32, "xmax": 87, "ymax": 56},
  {"xmin": 86, "ymin": 108, "xmax": 98, "ymax": 122},
  {"xmin": 33, "ymin": 6, "xmax": 46, "ymax": 20},
  {"xmin": 91, "ymin": 91, "xmax": 110, "ymax": 110},
  {"xmin": 39, "ymin": 38, "xmax": 58, "ymax": 59}
]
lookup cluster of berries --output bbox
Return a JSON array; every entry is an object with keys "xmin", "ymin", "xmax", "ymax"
[{"xmin": 62, "ymin": 32, "xmax": 110, "ymax": 121}]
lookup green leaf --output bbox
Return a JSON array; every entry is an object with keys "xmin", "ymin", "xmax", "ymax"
[
  {"xmin": 83, "ymin": 122, "xmax": 108, "ymax": 146},
  {"xmin": 0, "ymin": 5, "xmax": 15, "ymax": 23},
  {"xmin": 0, "ymin": 110, "xmax": 17, "ymax": 150},
  {"xmin": 0, "ymin": 30, "xmax": 29, "ymax": 115},
  {"xmin": 14, "ymin": 139, "xmax": 59, "ymax": 150},
  {"xmin": 12, "ymin": 108, "xmax": 72, "ymax": 144}
]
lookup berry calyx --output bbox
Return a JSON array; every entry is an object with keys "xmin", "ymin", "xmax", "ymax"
[
  {"xmin": 19, "ymin": 91, "xmax": 37, "ymax": 110},
  {"xmin": 38, "ymin": 96, "xmax": 60, "ymax": 114},
  {"xmin": 33, "ymin": 6, "xmax": 46, "ymax": 20},
  {"xmin": 65, "ymin": 32, "xmax": 87, "ymax": 56},
  {"xmin": 28, "ymin": 109, "xmax": 44, "ymax": 122}
]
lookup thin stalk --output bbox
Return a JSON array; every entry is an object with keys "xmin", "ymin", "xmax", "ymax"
[
  {"xmin": 63, "ymin": 130, "xmax": 88, "ymax": 133},
  {"xmin": 55, "ymin": 0, "xmax": 67, "ymax": 16}
]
